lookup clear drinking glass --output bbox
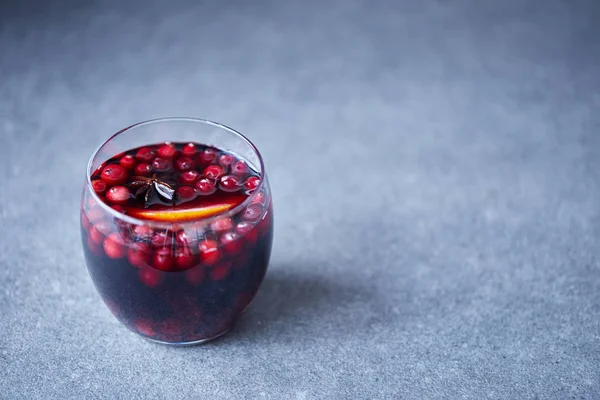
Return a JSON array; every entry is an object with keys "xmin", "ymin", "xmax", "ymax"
[{"xmin": 80, "ymin": 118, "xmax": 273, "ymax": 345}]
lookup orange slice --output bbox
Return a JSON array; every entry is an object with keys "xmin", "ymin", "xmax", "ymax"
[{"xmin": 124, "ymin": 202, "xmax": 237, "ymax": 222}]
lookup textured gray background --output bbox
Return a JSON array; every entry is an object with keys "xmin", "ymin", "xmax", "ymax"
[{"xmin": 1, "ymin": 0, "xmax": 599, "ymax": 398}]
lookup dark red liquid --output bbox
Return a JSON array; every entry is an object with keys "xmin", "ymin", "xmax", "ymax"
[{"xmin": 81, "ymin": 142, "xmax": 273, "ymax": 343}]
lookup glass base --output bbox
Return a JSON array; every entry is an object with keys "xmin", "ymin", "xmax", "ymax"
[{"xmin": 143, "ymin": 327, "xmax": 231, "ymax": 346}]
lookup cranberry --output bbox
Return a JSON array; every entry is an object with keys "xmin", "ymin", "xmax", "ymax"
[
  {"xmin": 176, "ymin": 230, "xmax": 197, "ymax": 248},
  {"xmin": 235, "ymin": 221, "xmax": 258, "ymax": 244},
  {"xmin": 221, "ymin": 232, "xmax": 241, "ymax": 254},
  {"xmin": 139, "ymin": 267, "xmax": 162, "ymax": 287},
  {"xmin": 151, "ymin": 230, "xmax": 174, "ymax": 249},
  {"xmin": 199, "ymin": 239, "xmax": 220, "ymax": 266},
  {"xmin": 133, "ymin": 225, "xmax": 153, "ymax": 241},
  {"xmin": 103, "ymin": 232, "xmax": 127, "ymax": 259},
  {"xmin": 151, "ymin": 157, "xmax": 171, "ymax": 172},
  {"xmin": 210, "ymin": 262, "xmax": 231, "ymax": 280},
  {"xmin": 157, "ymin": 143, "xmax": 177, "ymax": 159},
  {"xmin": 185, "ymin": 267, "xmax": 206, "ymax": 285},
  {"xmin": 134, "ymin": 319, "xmax": 155, "ymax": 336},
  {"xmin": 153, "ymin": 247, "xmax": 174, "ymax": 271},
  {"xmin": 91, "ymin": 179, "xmax": 108, "ymax": 195},
  {"xmin": 106, "ymin": 186, "xmax": 130, "ymax": 204},
  {"xmin": 86, "ymin": 235, "xmax": 103, "ymax": 256},
  {"xmin": 175, "ymin": 247, "xmax": 197, "ymax": 270},
  {"xmin": 244, "ymin": 176, "xmax": 260, "ymax": 191},
  {"xmin": 203, "ymin": 164, "xmax": 225, "ymax": 179},
  {"xmin": 231, "ymin": 160, "xmax": 249, "ymax": 176},
  {"xmin": 197, "ymin": 148, "xmax": 217, "ymax": 165},
  {"xmin": 110, "ymin": 205, "xmax": 127, "ymax": 214},
  {"xmin": 219, "ymin": 174, "xmax": 242, "ymax": 192},
  {"xmin": 81, "ymin": 212, "xmax": 90, "ymax": 231},
  {"xmin": 127, "ymin": 242, "xmax": 152, "ymax": 268},
  {"xmin": 179, "ymin": 170, "xmax": 201, "ymax": 185},
  {"xmin": 218, "ymin": 153, "xmax": 234, "ymax": 167},
  {"xmin": 134, "ymin": 163, "xmax": 152, "ymax": 176},
  {"xmin": 242, "ymin": 203, "xmax": 263, "ymax": 222},
  {"xmin": 175, "ymin": 186, "xmax": 197, "ymax": 204},
  {"xmin": 86, "ymin": 207, "xmax": 104, "ymax": 224},
  {"xmin": 119, "ymin": 154, "xmax": 136, "ymax": 169},
  {"xmin": 135, "ymin": 147, "xmax": 156, "ymax": 162},
  {"xmin": 211, "ymin": 217, "xmax": 233, "ymax": 233},
  {"xmin": 89, "ymin": 222, "xmax": 109, "ymax": 245},
  {"xmin": 100, "ymin": 164, "xmax": 129, "ymax": 185},
  {"xmin": 174, "ymin": 156, "xmax": 195, "ymax": 172},
  {"xmin": 250, "ymin": 191, "xmax": 266, "ymax": 205},
  {"xmin": 181, "ymin": 143, "xmax": 197, "ymax": 156},
  {"xmin": 195, "ymin": 178, "xmax": 216, "ymax": 195}
]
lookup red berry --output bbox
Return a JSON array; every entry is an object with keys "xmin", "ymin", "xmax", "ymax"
[
  {"xmin": 81, "ymin": 212, "xmax": 90, "ymax": 231},
  {"xmin": 175, "ymin": 186, "xmax": 197, "ymax": 204},
  {"xmin": 195, "ymin": 178, "xmax": 216, "ymax": 195},
  {"xmin": 86, "ymin": 235, "xmax": 103, "ymax": 256},
  {"xmin": 127, "ymin": 242, "xmax": 152, "ymax": 268},
  {"xmin": 133, "ymin": 225, "xmax": 153, "ymax": 241},
  {"xmin": 134, "ymin": 163, "xmax": 152, "ymax": 176},
  {"xmin": 218, "ymin": 153, "xmax": 234, "ymax": 167},
  {"xmin": 181, "ymin": 143, "xmax": 197, "ymax": 156},
  {"xmin": 231, "ymin": 160, "xmax": 249, "ymax": 176},
  {"xmin": 210, "ymin": 262, "xmax": 230, "ymax": 280},
  {"xmin": 134, "ymin": 319, "xmax": 155, "ymax": 336},
  {"xmin": 179, "ymin": 170, "xmax": 200, "ymax": 185},
  {"xmin": 235, "ymin": 221, "xmax": 258, "ymax": 244},
  {"xmin": 151, "ymin": 157, "xmax": 171, "ymax": 172},
  {"xmin": 151, "ymin": 230, "xmax": 174, "ymax": 249},
  {"xmin": 86, "ymin": 207, "xmax": 104, "ymax": 224},
  {"xmin": 89, "ymin": 222, "xmax": 109, "ymax": 245},
  {"xmin": 135, "ymin": 147, "xmax": 156, "ymax": 162},
  {"xmin": 119, "ymin": 154, "xmax": 136, "ymax": 169},
  {"xmin": 100, "ymin": 164, "xmax": 129, "ymax": 185},
  {"xmin": 242, "ymin": 203, "xmax": 263, "ymax": 222},
  {"xmin": 157, "ymin": 143, "xmax": 177, "ymax": 159},
  {"xmin": 199, "ymin": 239, "xmax": 220, "ymax": 266},
  {"xmin": 197, "ymin": 148, "xmax": 217, "ymax": 165},
  {"xmin": 185, "ymin": 267, "xmax": 206, "ymax": 285},
  {"xmin": 244, "ymin": 176, "xmax": 260, "ymax": 191},
  {"xmin": 106, "ymin": 186, "xmax": 130, "ymax": 204},
  {"xmin": 174, "ymin": 156, "xmax": 195, "ymax": 172},
  {"xmin": 103, "ymin": 232, "xmax": 127, "ymax": 259},
  {"xmin": 250, "ymin": 191, "xmax": 266, "ymax": 205},
  {"xmin": 153, "ymin": 247, "xmax": 174, "ymax": 271},
  {"xmin": 211, "ymin": 217, "xmax": 233, "ymax": 233},
  {"xmin": 139, "ymin": 267, "xmax": 162, "ymax": 288},
  {"xmin": 175, "ymin": 247, "xmax": 197, "ymax": 270},
  {"xmin": 176, "ymin": 230, "xmax": 197, "ymax": 248},
  {"xmin": 221, "ymin": 232, "xmax": 241, "ymax": 254},
  {"xmin": 219, "ymin": 174, "xmax": 242, "ymax": 192},
  {"xmin": 91, "ymin": 179, "xmax": 108, "ymax": 195},
  {"xmin": 203, "ymin": 164, "xmax": 225, "ymax": 179}
]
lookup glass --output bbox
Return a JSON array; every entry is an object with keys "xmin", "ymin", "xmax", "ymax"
[{"xmin": 79, "ymin": 118, "xmax": 273, "ymax": 345}]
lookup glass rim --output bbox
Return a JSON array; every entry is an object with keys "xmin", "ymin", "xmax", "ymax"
[{"xmin": 86, "ymin": 117, "xmax": 267, "ymax": 228}]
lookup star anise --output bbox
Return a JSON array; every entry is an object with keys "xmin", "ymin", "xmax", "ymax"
[{"xmin": 128, "ymin": 173, "xmax": 177, "ymax": 208}]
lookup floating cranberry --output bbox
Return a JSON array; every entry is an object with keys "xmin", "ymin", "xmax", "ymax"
[
  {"xmin": 139, "ymin": 267, "xmax": 162, "ymax": 287},
  {"xmin": 134, "ymin": 163, "xmax": 152, "ymax": 176},
  {"xmin": 181, "ymin": 143, "xmax": 197, "ymax": 156},
  {"xmin": 89, "ymin": 222, "xmax": 110, "ymax": 245},
  {"xmin": 86, "ymin": 207, "xmax": 105, "ymax": 224},
  {"xmin": 91, "ymin": 179, "xmax": 108, "ymax": 195},
  {"xmin": 103, "ymin": 232, "xmax": 127, "ymax": 259},
  {"xmin": 235, "ymin": 221, "xmax": 258, "ymax": 244},
  {"xmin": 219, "ymin": 174, "xmax": 242, "ymax": 192},
  {"xmin": 197, "ymin": 148, "xmax": 217, "ymax": 165},
  {"xmin": 135, "ymin": 147, "xmax": 156, "ymax": 162},
  {"xmin": 174, "ymin": 156, "xmax": 195, "ymax": 172},
  {"xmin": 199, "ymin": 239, "xmax": 220, "ymax": 265},
  {"xmin": 218, "ymin": 153, "xmax": 234, "ymax": 167},
  {"xmin": 210, "ymin": 262, "xmax": 231, "ymax": 280},
  {"xmin": 175, "ymin": 247, "xmax": 197, "ymax": 270},
  {"xmin": 119, "ymin": 154, "xmax": 136, "ymax": 169},
  {"xmin": 250, "ymin": 190, "xmax": 266, "ymax": 205},
  {"xmin": 106, "ymin": 186, "xmax": 131, "ymax": 204},
  {"xmin": 151, "ymin": 157, "xmax": 171, "ymax": 172},
  {"xmin": 100, "ymin": 164, "xmax": 129, "ymax": 185},
  {"xmin": 153, "ymin": 247, "xmax": 174, "ymax": 271},
  {"xmin": 127, "ymin": 242, "xmax": 152, "ymax": 268},
  {"xmin": 203, "ymin": 164, "xmax": 225, "ymax": 179},
  {"xmin": 134, "ymin": 319, "xmax": 155, "ymax": 336},
  {"xmin": 151, "ymin": 230, "xmax": 174, "ymax": 249},
  {"xmin": 211, "ymin": 217, "xmax": 233, "ymax": 233},
  {"xmin": 81, "ymin": 212, "xmax": 90, "ymax": 232},
  {"xmin": 242, "ymin": 203, "xmax": 263, "ymax": 222},
  {"xmin": 221, "ymin": 232, "xmax": 241, "ymax": 254},
  {"xmin": 195, "ymin": 178, "xmax": 216, "ymax": 195},
  {"xmin": 231, "ymin": 160, "xmax": 249, "ymax": 176},
  {"xmin": 244, "ymin": 176, "xmax": 260, "ymax": 191},
  {"xmin": 185, "ymin": 267, "xmax": 206, "ymax": 285},
  {"xmin": 133, "ymin": 225, "xmax": 153, "ymax": 241},
  {"xmin": 176, "ymin": 230, "xmax": 197, "ymax": 248},
  {"xmin": 175, "ymin": 186, "xmax": 197, "ymax": 204},
  {"xmin": 86, "ymin": 235, "xmax": 103, "ymax": 256},
  {"xmin": 157, "ymin": 143, "xmax": 177, "ymax": 159},
  {"xmin": 179, "ymin": 170, "xmax": 200, "ymax": 185}
]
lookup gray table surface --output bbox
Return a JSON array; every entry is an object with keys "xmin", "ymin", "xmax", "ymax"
[{"xmin": 1, "ymin": 0, "xmax": 599, "ymax": 398}]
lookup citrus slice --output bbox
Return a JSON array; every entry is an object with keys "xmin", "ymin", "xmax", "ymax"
[{"xmin": 124, "ymin": 201, "xmax": 237, "ymax": 222}]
